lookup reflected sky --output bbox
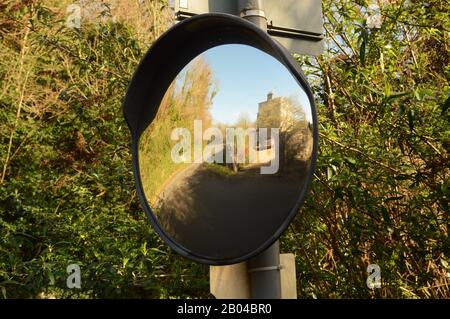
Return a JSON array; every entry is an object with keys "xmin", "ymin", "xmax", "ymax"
[{"xmin": 203, "ymin": 44, "xmax": 312, "ymax": 125}]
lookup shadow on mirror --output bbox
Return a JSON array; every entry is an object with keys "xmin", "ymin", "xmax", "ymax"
[{"xmin": 138, "ymin": 44, "xmax": 314, "ymax": 260}]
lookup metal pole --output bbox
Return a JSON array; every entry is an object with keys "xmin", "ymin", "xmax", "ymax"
[
  {"xmin": 248, "ymin": 241, "xmax": 282, "ymax": 299},
  {"xmin": 237, "ymin": 0, "xmax": 281, "ymax": 300},
  {"xmin": 238, "ymin": 0, "xmax": 267, "ymax": 32}
]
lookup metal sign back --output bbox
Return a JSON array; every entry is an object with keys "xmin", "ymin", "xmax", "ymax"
[
  {"xmin": 170, "ymin": 0, "xmax": 323, "ymax": 56},
  {"xmin": 172, "ymin": 0, "xmax": 237, "ymax": 17}
]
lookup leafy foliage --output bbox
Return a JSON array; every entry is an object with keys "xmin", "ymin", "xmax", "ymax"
[
  {"xmin": 288, "ymin": 0, "xmax": 449, "ymax": 298},
  {"xmin": 139, "ymin": 58, "xmax": 215, "ymax": 205},
  {"xmin": 0, "ymin": 0, "xmax": 448, "ymax": 298},
  {"xmin": 0, "ymin": 0, "xmax": 209, "ymax": 299}
]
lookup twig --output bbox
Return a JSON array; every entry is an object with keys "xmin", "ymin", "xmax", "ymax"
[
  {"xmin": 323, "ymin": 24, "xmax": 356, "ymax": 64},
  {"xmin": 320, "ymin": 133, "xmax": 400, "ymax": 173},
  {"xmin": 1, "ymin": 28, "xmax": 31, "ymax": 185}
]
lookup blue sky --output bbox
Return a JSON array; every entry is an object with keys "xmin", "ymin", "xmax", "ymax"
[{"xmin": 201, "ymin": 44, "xmax": 312, "ymax": 124}]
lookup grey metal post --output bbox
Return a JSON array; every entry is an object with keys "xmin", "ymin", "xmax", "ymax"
[
  {"xmin": 248, "ymin": 241, "xmax": 282, "ymax": 299},
  {"xmin": 238, "ymin": 0, "xmax": 267, "ymax": 32},
  {"xmin": 237, "ymin": 0, "xmax": 281, "ymax": 300}
]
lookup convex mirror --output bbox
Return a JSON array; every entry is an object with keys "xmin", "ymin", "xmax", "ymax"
[{"xmin": 124, "ymin": 14, "xmax": 318, "ymax": 265}]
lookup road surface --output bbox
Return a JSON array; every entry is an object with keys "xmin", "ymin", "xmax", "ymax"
[{"xmin": 152, "ymin": 158, "xmax": 310, "ymax": 260}]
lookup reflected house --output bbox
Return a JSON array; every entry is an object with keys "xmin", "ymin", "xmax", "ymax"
[
  {"xmin": 256, "ymin": 92, "xmax": 313, "ymax": 165},
  {"xmin": 257, "ymin": 92, "xmax": 294, "ymax": 134}
]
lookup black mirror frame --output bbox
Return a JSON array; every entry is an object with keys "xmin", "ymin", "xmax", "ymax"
[{"xmin": 123, "ymin": 13, "xmax": 319, "ymax": 265}]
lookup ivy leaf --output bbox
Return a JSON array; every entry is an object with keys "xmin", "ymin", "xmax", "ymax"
[
  {"xmin": 381, "ymin": 207, "xmax": 393, "ymax": 226},
  {"xmin": 398, "ymin": 104, "xmax": 405, "ymax": 115},
  {"xmin": 345, "ymin": 157, "xmax": 356, "ymax": 165},
  {"xmin": 360, "ymin": 27, "xmax": 368, "ymax": 65},
  {"xmin": 386, "ymin": 92, "xmax": 409, "ymax": 103},
  {"xmin": 441, "ymin": 95, "xmax": 450, "ymax": 115},
  {"xmin": 49, "ymin": 272, "xmax": 55, "ymax": 286},
  {"xmin": 385, "ymin": 196, "xmax": 405, "ymax": 202},
  {"xmin": 408, "ymin": 109, "xmax": 415, "ymax": 132},
  {"xmin": 327, "ymin": 167, "xmax": 333, "ymax": 180}
]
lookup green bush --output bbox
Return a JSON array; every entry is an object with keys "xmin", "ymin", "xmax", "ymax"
[
  {"xmin": 0, "ymin": 0, "xmax": 209, "ymax": 299},
  {"xmin": 0, "ymin": 0, "xmax": 448, "ymax": 298},
  {"xmin": 285, "ymin": 0, "xmax": 449, "ymax": 298}
]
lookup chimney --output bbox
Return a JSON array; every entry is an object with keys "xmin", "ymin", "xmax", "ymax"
[{"xmin": 267, "ymin": 92, "xmax": 273, "ymax": 101}]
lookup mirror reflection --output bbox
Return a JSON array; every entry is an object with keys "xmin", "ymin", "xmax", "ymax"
[{"xmin": 139, "ymin": 44, "xmax": 314, "ymax": 260}]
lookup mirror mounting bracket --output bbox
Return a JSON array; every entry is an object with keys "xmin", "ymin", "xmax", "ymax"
[{"xmin": 238, "ymin": 0, "xmax": 267, "ymax": 32}]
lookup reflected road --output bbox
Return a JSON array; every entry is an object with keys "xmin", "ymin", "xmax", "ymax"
[{"xmin": 154, "ymin": 159, "xmax": 308, "ymax": 260}]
